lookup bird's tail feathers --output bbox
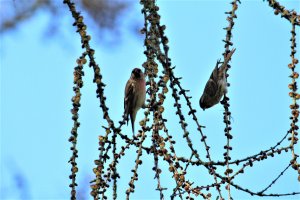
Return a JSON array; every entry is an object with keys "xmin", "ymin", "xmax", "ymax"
[
  {"xmin": 223, "ymin": 48, "xmax": 236, "ymax": 66},
  {"xmin": 218, "ymin": 48, "xmax": 236, "ymax": 74},
  {"xmin": 130, "ymin": 112, "xmax": 136, "ymax": 134}
]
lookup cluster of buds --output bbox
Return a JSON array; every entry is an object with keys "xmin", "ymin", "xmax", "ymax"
[
  {"xmin": 267, "ymin": 0, "xmax": 300, "ymax": 26},
  {"xmin": 90, "ymin": 156, "xmax": 104, "ymax": 199},
  {"xmin": 288, "ymin": 14, "xmax": 300, "ymax": 181},
  {"xmin": 141, "ymin": 2, "xmax": 170, "ymax": 199},
  {"xmin": 63, "ymin": 0, "xmax": 127, "ymax": 199},
  {"xmin": 90, "ymin": 131, "xmax": 115, "ymax": 199},
  {"xmin": 68, "ymin": 52, "xmax": 87, "ymax": 200},
  {"xmin": 220, "ymin": 1, "xmax": 240, "ymax": 199},
  {"xmin": 149, "ymin": 3, "xmax": 225, "ymax": 199},
  {"xmin": 65, "ymin": 0, "xmax": 300, "ymax": 199},
  {"xmin": 140, "ymin": 1, "xmax": 200, "ymax": 198},
  {"xmin": 125, "ymin": 131, "xmax": 147, "ymax": 199},
  {"xmin": 63, "ymin": 0, "xmax": 91, "ymax": 49}
]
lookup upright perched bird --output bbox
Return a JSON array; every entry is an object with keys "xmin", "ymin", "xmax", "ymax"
[
  {"xmin": 124, "ymin": 68, "xmax": 146, "ymax": 134},
  {"xmin": 199, "ymin": 48, "xmax": 236, "ymax": 110}
]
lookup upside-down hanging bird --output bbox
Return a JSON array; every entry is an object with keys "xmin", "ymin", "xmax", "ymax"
[
  {"xmin": 199, "ymin": 48, "xmax": 236, "ymax": 110},
  {"xmin": 124, "ymin": 68, "xmax": 146, "ymax": 134}
]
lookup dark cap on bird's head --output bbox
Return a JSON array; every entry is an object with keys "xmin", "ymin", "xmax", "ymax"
[
  {"xmin": 200, "ymin": 95, "xmax": 214, "ymax": 111},
  {"xmin": 199, "ymin": 98, "xmax": 207, "ymax": 110},
  {"xmin": 132, "ymin": 68, "xmax": 143, "ymax": 79}
]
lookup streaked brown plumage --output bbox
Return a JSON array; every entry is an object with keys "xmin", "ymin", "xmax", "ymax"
[
  {"xmin": 124, "ymin": 68, "xmax": 146, "ymax": 133},
  {"xmin": 200, "ymin": 48, "xmax": 236, "ymax": 110}
]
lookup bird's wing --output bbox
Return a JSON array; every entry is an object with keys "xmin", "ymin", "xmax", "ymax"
[
  {"xmin": 210, "ymin": 65, "xmax": 219, "ymax": 81},
  {"xmin": 203, "ymin": 78, "xmax": 218, "ymax": 97},
  {"xmin": 124, "ymin": 80, "xmax": 135, "ymax": 120}
]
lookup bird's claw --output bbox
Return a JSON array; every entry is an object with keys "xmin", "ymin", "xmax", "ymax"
[
  {"xmin": 217, "ymin": 59, "xmax": 223, "ymax": 65},
  {"xmin": 215, "ymin": 59, "xmax": 222, "ymax": 68},
  {"xmin": 146, "ymin": 88, "xmax": 151, "ymax": 95}
]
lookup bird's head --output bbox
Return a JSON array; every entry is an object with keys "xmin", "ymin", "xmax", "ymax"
[
  {"xmin": 131, "ymin": 68, "xmax": 143, "ymax": 79},
  {"xmin": 199, "ymin": 97, "xmax": 207, "ymax": 111}
]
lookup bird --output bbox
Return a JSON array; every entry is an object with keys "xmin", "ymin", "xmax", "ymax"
[
  {"xmin": 199, "ymin": 48, "xmax": 236, "ymax": 110},
  {"xmin": 124, "ymin": 68, "xmax": 146, "ymax": 134}
]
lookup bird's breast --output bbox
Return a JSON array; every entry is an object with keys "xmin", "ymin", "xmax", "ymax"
[{"xmin": 136, "ymin": 79, "xmax": 146, "ymax": 107}]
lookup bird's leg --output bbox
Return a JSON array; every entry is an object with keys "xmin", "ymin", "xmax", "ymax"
[
  {"xmin": 142, "ymin": 103, "xmax": 153, "ymax": 109},
  {"xmin": 146, "ymin": 87, "xmax": 151, "ymax": 95},
  {"xmin": 220, "ymin": 95, "xmax": 227, "ymax": 104},
  {"xmin": 123, "ymin": 113, "xmax": 129, "ymax": 125},
  {"xmin": 216, "ymin": 59, "xmax": 222, "ymax": 67}
]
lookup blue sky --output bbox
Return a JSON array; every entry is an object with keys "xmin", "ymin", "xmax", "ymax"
[{"xmin": 1, "ymin": 0, "xmax": 300, "ymax": 199}]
